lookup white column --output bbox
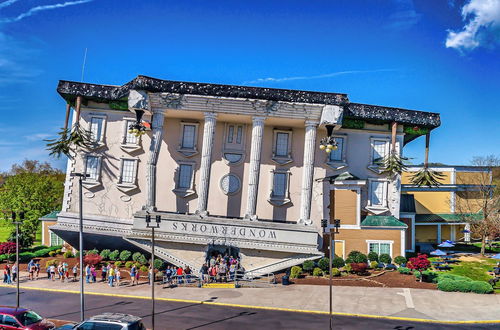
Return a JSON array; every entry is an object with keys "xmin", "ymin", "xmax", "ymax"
[
  {"xmin": 465, "ymin": 223, "xmax": 471, "ymax": 242},
  {"xmin": 245, "ymin": 116, "xmax": 266, "ymax": 220},
  {"xmin": 145, "ymin": 108, "xmax": 166, "ymax": 211},
  {"xmin": 299, "ymin": 120, "xmax": 318, "ymax": 225},
  {"xmin": 196, "ymin": 112, "xmax": 218, "ymax": 216}
]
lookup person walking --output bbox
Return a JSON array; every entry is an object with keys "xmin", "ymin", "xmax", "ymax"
[
  {"xmin": 115, "ymin": 266, "xmax": 121, "ymax": 287},
  {"xmin": 12, "ymin": 264, "xmax": 17, "ymax": 283},
  {"xmin": 63, "ymin": 262, "xmax": 69, "ymax": 282},
  {"xmin": 49, "ymin": 264, "xmax": 56, "ymax": 281},
  {"xmin": 130, "ymin": 264, "xmax": 137, "ymax": 286},
  {"xmin": 200, "ymin": 263, "xmax": 209, "ymax": 284},
  {"xmin": 27, "ymin": 259, "xmax": 34, "ymax": 281},
  {"xmin": 85, "ymin": 264, "xmax": 91, "ymax": 283},
  {"xmin": 108, "ymin": 266, "xmax": 115, "ymax": 287},
  {"xmin": 176, "ymin": 266, "xmax": 184, "ymax": 285},
  {"xmin": 72, "ymin": 264, "xmax": 78, "ymax": 282},
  {"xmin": 91, "ymin": 265, "xmax": 97, "ymax": 283},
  {"xmin": 35, "ymin": 261, "xmax": 40, "ymax": 280},
  {"xmin": 4, "ymin": 264, "xmax": 12, "ymax": 284},
  {"xmin": 101, "ymin": 265, "xmax": 107, "ymax": 282}
]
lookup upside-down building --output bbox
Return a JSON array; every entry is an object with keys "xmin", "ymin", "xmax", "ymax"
[{"xmin": 49, "ymin": 76, "xmax": 440, "ymax": 275}]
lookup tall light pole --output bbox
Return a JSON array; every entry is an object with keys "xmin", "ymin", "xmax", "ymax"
[
  {"xmin": 321, "ymin": 218, "xmax": 340, "ymax": 330},
  {"xmin": 145, "ymin": 213, "xmax": 161, "ymax": 330},
  {"xmin": 70, "ymin": 172, "xmax": 88, "ymax": 321},
  {"xmin": 11, "ymin": 211, "xmax": 24, "ymax": 309}
]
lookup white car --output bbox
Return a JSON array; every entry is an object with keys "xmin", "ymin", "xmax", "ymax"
[{"xmin": 56, "ymin": 313, "xmax": 146, "ymax": 330}]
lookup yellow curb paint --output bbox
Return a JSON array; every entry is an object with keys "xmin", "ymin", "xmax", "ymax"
[{"xmin": 1, "ymin": 284, "xmax": 499, "ymax": 325}]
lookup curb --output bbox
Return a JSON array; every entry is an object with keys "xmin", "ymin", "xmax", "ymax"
[{"xmin": 1, "ymin": 284, "xmax": 499, "ymax": 325}]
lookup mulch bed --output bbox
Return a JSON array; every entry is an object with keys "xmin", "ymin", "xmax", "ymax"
[{"xmin": 275, "ymin": 271, "xmax": 437, "ymax": 290}]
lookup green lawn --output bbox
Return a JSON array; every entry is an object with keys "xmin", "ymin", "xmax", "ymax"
[
  {"xmin": 0, "ymin": 219, "xmax": 14, "ymax": 242},
  {"xmin": 448, "ymin": 259, "xmax": 497, "ymax": 282}
]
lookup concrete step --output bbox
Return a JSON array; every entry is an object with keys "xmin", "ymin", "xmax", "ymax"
[{"xmin": 202, "ymin": 283, "xmax": 236, "ymax": 289}]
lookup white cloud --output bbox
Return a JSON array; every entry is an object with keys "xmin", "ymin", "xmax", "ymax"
[
  {"xmin": 24, "ymin": 133, "xmax": 53, "ymax": 141},
  {"xmin": 385, "ymin": 0, "xmax": 421, "ymax": 30},
  {"xmin": 446, "ymin": 0, "xmax": 500, "ymax": 51},
  {"xmin": 242, "ymin": 69, "xmax": 396, "ymax": 85},
  {"xmin": 0, "ymin": 0, "xmax": 21, "ymax": 10},
  {"xmin": 0, "ymin": 0, "xmax": 94, "ymax": 23}
]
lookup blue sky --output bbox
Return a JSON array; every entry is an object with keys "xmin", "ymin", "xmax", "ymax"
[{"xmin": 0, "ymin": 0, "xmax": 499, "ymax": 171}]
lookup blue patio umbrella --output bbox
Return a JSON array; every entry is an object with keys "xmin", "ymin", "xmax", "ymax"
[
  {"xmin": 491, "ymin": 254, "xmax": 500, "ymax": 260},
  {"xmin": 461, "ymin": 229, "xmax": 470, "ymax": 233},
  {"xmin": 438, "ymin": 241, "xmax": 455, "ymax": 248},
  {"xmin": 430, "ymin": 249, "xmax": 447, "ymax": 256}
]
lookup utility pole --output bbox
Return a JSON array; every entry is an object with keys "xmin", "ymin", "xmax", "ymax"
[
  {"xmin": 12, "ymin": 211, "xmax": 24, "ymax": 309},
  {"xmin": 145, "ymin": 213, "xmax": 161, "ymax": 330},
  {"xmin": 321, "ymin": 218, "xmax": 341, "ymax": 330}
]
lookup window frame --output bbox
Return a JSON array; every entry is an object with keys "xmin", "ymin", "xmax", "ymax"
[
  {"xmin": 49, "ymin": 231, "xmax": 64, "ymax": 247},
  {"xmin": 177, "ymin": 122, "xmax": 200, "ymax": 157},
  {"xmin": 222, "ymin": 123, "xmax": 246, "ymax": 165},
  {"xmin": 268, "ymin": 169, "xmax": 292, "ymax": 206},
  {"xmin": 120, "ymin": 118, "xmax": 142, "ymax": 152},
  {"xmin": 366, "ymin": 240, "xmax": 394, "ymax": 257},
  {"xmin": 325, "ymin": 134, "xmax": 348, "ymax": 170},
  {"xmin": 87, "ymin": 114, "xmax": 107, "ymax": 148},
  {"xmin": 368, "ymin": 137, "xmax": 390, "ymax": 173},
  {"xmin": 82, "ymin": 154, "xmax": 102, "ymax": 188},
  {"xmin": 173, "ymin": 161, "xmax": 196, "ymax": 197},
  {"xmin": 272, "ymin": 129, "xmax": 293, "ymax": 165},
  {"xmin": 219, "ymin": 174, "xmax": 242, "ymax": 196},
  {"xmin": 116, "ymin": 157, "xmax": 139, "ymax": 192},
  {"xmin": 366, "ymin": 178, "xmax": 389, "ymax": 213}
]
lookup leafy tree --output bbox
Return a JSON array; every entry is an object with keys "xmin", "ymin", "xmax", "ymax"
[
  {"xmin": 407, "ymin": 254, "xmax": 430, "ymax": 282},
  {"xmin": 0, "ymin": 160, "xmax": 64, "ymax": 247}
]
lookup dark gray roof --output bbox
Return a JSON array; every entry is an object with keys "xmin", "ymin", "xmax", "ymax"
[
  {"xmin": 57, "ymin": 75, "xmax": 440, "ymax": 128},
  {"xmin": 57, "ymin": 75, "xmax": 348, "ymax": 105},
  {"xmin": 400, "ymin": 194, "xmax": 416, "ymax": 213}
]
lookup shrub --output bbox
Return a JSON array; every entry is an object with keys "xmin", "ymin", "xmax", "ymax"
[
  {"xmin": 137, "ymin": 254, "xmax": 148, "ymax": 265},
  {"xmin": 346, "ymin": 251, "xmax": 368, "ymax": 264},
  {"xmin": 331, "ymin": 268, "xmax": 341, "ymax": 277},
  {"xmin": 385, "ymin": 264, "xmax": 397, "ymax": 270},
  {"xmin": 318, "ymin": 257, "xmax": 329, "ymax": 272},
  {"xmin": 45, "ymin": 259, "xmax": 57, "ymax": 268},
  {"xmin": 379, "ymin": 254, "xmax": 392, "ymax": 265},
  {"xmin": 86, "ymin": 249, "xmax": 99, "ymax": 256},
  {"xmin": 344, "ymin": 264, "xmax": 352, "ymax": 273},
  {"xmin": 108, "ymin": 250, "xmax": 120, "ymax": 261},
  {"xmin": 290, "ymin": 266, "xmax": 302, "ymax": 279},
  {"xmin": 437, "ymin": 274, "xmax": 472, "ymax": 283},
  {"xmin": 99, "ymin": 249, "xmax": 111, "ymax": 260},
  {"xmin": 84, "ymin": 254, "xmax": 102, "ymax": 266},
  {"xmin": 55, "ymin": 249, "xmax": 62, "ymax": 255},
  {"xmin": 368, "ymin": 251, "xmax": 379, "ymax": 262},
  {"xmin": 469, "ymin": 281, "xmax": 493, "ymax": 294},
  {"xmin": 75, "ymin": 251, "xmax": 80, "ymax": 258},
  {"xmin": 0, "ymin": 254, "xmax": 7, "ymax": 262},
  {"xmin": 119, "ymin": 250, "xmax": 132, "ymax": 261},
  {"xmin": 370, "ymin": 261, "xmax": 378, "ymax": 269},
  {"xmin": 350, "ymin": 263, "xmax": 368, "ymax": 275},
  {"xmin": 63, "ymin": 251, "xmax": 74, "ymax": 258},
  {"xmin": 153, "ymin": 259, "xmax": 163, "ymax": 270},
  {"xmin": 302, "ymin": 260, "xmax": 315, "ymax": 274},
  {"xmin": 132, "ymin": 252, "xmax": 144, "ymax": 262},
  {"xmin": 18, "ymin": 252, "xmax": 35, "ymax": 262},
  {"xmin": 49, "ymin": 251, "xmax": 56, "ymax": 257},
  {"xmin": 437, "ymin": 279, "xmax": 458, "ymax": 292},
  {"xmin": 33, "ymin": 248, "xmax": 52, "ymax": 258},
  {"xmin": 332, "ymin": 256, "xmax": 345, "ymax": 268},
  {"xmin": 125, "ymin": 261, "xmax": 134, "ymax": 268},
  {"xmin": 419, "ymin": 270, "xmax": 438, "ymax": 283},
  {"xmin": 140, "ymin": 265, "xmax": 149, "ymax": 273},
  {"xmin": 0, "ymin": 242, "xmax": 16, "ymax": 255},
  {"xmin": 114, "ymin": 261, "xmax": 122, "ymax": 268},
  {"xmin": 394, "ymin": 256, "xmax": 407, "ymax": 266},
  {"xmin": 407, "ymin": 254, "xmax": 430, "ymax": 281},
  {"xmin": 312, "ymin": 267, "xmax": 323, "ymax": 277},
  {"xmin": 398, "ymin": 267, "xmax": 411, "ymax": 275}
]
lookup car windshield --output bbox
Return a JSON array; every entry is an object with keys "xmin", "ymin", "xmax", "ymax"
[
  {"xmin": 17, "ymin": 310, "xmax": 43, "ymax": 326},
  {"xmin": 77, "ymin": 321, "xmax": 123, "ymax": 330}
]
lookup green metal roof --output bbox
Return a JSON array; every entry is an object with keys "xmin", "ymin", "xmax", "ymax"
[
  {"xmin": 361, "ymin": 215, "xmax": 408, "ymax": 228},
  {"xmin": 39, "ymin": 210, "xmax": 59, "ymax": 220},
  {"xmin": 328, "ymin": 171, "xmax": 361, "ymax": 182},
  {"xmin": 415, "ymin": 213, "xmax": 483, "ymax": 223}
]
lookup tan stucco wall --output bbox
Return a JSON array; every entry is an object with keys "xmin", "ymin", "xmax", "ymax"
[
  {"xmin": 409, "ymin": 191, "xmax": 451, "ymax": 214},
  {"xmin": 415, "ymin": 225, "xmax": 437, "ymax": 243},
  {"xmin": 456, "ymin": 171, "xmax": 489, "ymax": 185},
  {"xmin": 333, "ymin": 228, "xmax": 403, "ymax": 257},
  {"xmin": 42, "ymin": 220, "xmax": 57, "ymax": 246},
  {"xmin": 441, "ymin": 224, "xmax": 451, "ymax": 241}
]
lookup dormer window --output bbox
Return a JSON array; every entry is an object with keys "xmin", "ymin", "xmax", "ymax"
[
  {"xmin": 272, "ymin": 129, "xmax": 293, "ymax": 165},
  {"xmin": 178, "ymin": 122, "xmax": 199, "ymax": 157}
]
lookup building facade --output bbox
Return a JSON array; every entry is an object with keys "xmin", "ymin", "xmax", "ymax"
[
  {"xmin": 401, "ymin": 165, "xmax": 492, "ymax": 252},
  {"xmin": 50, "ymin": 76, "xmax": 440, "ymax": 275}
]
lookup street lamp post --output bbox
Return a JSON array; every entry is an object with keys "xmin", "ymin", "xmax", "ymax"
[
  {"xmin": 70, "ymin": 172, "xmax": 88, "ymax": 321},
  {"xmin": 145, "ymin": 213, "xmax": 161, "ymax": 330},
  {"xmin": 321, "ymin": 218, "xmax": 340, "ymax": 330},
  {"xmin": 11, "ymin": 211, "xmax": 24, "ymax": 309}
]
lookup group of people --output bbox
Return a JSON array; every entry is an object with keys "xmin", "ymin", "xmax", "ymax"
[
  {"xmin": 2, "ymin": 264, "xmax": 16, "ymax": 284},
  {"xmin": 46, "ymin": 261, "xmax": 76, "ymax": 282},
  {"xmin": 163, "ymin": 265, "xmax": 193, "ymax": 285},
  {"xmin": 200, "ymin": 254, "xmax": 242, "ymax": 283},
  {"xmin": 84, "ymin": 264, "xmax": 125, "ymax": 287}
]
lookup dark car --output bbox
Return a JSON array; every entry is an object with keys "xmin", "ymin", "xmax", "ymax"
[
  {"xmin": 0, "ymin": 306, "xmax": 55, "ymax": 330},
  {"xmin": 55, "ymin": 313, "xmax": 145, "ymax": 330}
]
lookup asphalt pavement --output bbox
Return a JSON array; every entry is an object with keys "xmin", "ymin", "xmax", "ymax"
[{"xmin": 0, "ymin": 287, "xmax": 498, "ymax": 330}]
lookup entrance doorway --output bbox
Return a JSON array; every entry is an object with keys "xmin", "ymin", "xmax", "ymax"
[{"xmin": 205, "ymin": 244, "xmax": 240, "ymax": 262}]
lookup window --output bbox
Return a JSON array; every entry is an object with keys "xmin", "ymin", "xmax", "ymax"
[
  {"xmin": 223, "ymin": 124, "xmax": 245, "ymax": 165},
  {"xmin": 120, "ymin": 159, "xmax": 137, "ymax": 184},
  {"xmin": 226, "ymin": 124, "xmax": 244, "ymax": 145},
  {"xmin": 272, "ymin": 172, "xmax": 287, "ymax": 197},
  {"xmin": 368, "ymin": 241, "xmax": 392, "ymax": 256},
  {"xmin": 369, "ymin": 180, "xmax": 386, "ymax": 207},
  {"xmin": 220, "ymin": 174, "xmax": 241, "ymax": 195},
  {"xmin": 178, "ymin": 164, "xmax": 193, "ymax": 189},
  {"xmin": 371, "ymin": 139, "xmax": 388, "ymax": 164},
  {"xmin": 275, "ymin": 132, "xmax": 289, "ymax": 157},
  {"xmin": 1, "ymin": 315, "xmax": 19, "ymax": 327},
  {"xmin": 329, "ymin": 137, "xmax": 344, "ymax": 162},
  {"xmin": 85, "ymin": 155, "xmax": 100, "ymax": 181},
  {"xmin": 90, "ymin": 117, "xmax": 104, "ymax": 143},
  {"xmin": 272, "ymin": 130, "xmax": 293, "ymax": 164},
  {"xmin": 181, "ymin": 124, "xmax": 196, "ymax": 149},
  {"xmin": 124, "ymin": 119, "xmax": 138, "ymax": 145},
  {"xmin": 50, "ymin": 232, "xmax": 64, "ymax": 246}
]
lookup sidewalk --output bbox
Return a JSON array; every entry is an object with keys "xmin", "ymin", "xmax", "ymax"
[{"xmin": 3, "ymin": 271, "xmax": 500, "ymax": 323}]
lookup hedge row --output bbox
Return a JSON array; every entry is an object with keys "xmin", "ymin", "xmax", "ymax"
[{"xmin": 0, "ymin": 245, "xmax": 62, "ymax": 262}]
